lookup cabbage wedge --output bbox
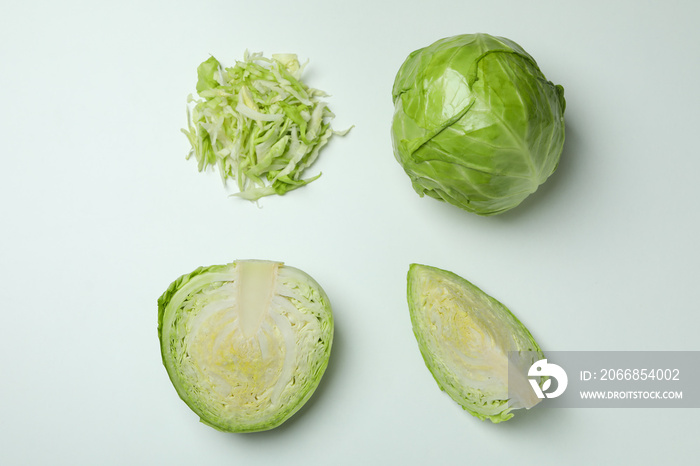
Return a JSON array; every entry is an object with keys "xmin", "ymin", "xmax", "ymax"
[
  {"xmin": 407, "ymin": 264, "xmax": 543, "ymax": 423},
  {"xmin": 158, "ymin": 260, "xmax": 333, "ymax": 432}
]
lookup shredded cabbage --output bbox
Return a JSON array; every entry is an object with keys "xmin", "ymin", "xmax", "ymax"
[{"xmin": 182, "ymin": 51, "xmax": 350, "ymax": 201}]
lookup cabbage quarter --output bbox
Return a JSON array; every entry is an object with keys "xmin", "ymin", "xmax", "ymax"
[
  {"xmin": 407, "ymin": 264, "xmax": 544, "ymax": 423},
  {"xmin": 158, "ymin": 260, "xmax": 333, "ymax": 432}
]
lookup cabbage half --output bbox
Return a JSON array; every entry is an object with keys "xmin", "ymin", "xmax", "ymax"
[
  {"xmin": 158, "ymin": 260, "xmax": 333, "ymax": 432},
  {"xmin": 392, "ymin": 34, "xmax": 566, "ymax": 215},
  {"xmin": 407, "ymin": 264, "xmax": 543, "ymax": 422}
]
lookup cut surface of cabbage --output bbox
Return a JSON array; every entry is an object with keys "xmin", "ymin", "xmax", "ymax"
[
  {"xmin": 407, "ymin": 263, "xmax": 543, "ymax": 423},
  {"xmin": 158, "ymin": 260, "xmax": 333, "ymax": 432}
]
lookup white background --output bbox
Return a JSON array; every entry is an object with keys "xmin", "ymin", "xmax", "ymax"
[{"xmin": 2, "ymin": 0, "xmax": 699, "ymax": 464}]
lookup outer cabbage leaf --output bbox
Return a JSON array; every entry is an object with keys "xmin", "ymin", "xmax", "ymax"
[
  {"xmin": 158, "ymin": 260, "xmax": 333, "ymax": 432},
  {"xmin": 392, "ymin": 34, "xmax": 565, "ymax": 215},
  {"xmin": 407, "ymin": 263, "xmax": 543, "ymax": 423}
]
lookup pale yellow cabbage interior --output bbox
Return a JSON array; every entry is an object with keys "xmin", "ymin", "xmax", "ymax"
[
  {"xmin": 418, "ymin": 273, "xmax": 510, "ymax": 393},
  {"xmin": 175, "ymin": 261, "xmax": 327, "ymax": 428}
]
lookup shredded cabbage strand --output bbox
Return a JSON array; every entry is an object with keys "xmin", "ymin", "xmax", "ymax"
[{"xmin": 182, "ymin": 51, "xmax": 350, "ymax": 201}]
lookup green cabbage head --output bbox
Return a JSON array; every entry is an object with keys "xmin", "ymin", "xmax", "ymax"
[
  {"xmin": 392, "ymin": 34, "xmax": 566, "ymax": 215},
  {"xmin": 158, "ymin": 260, "xmax": 333, "ymax": 432},
  {"xmin": 407, "ymin": 264, "xmax": 544, "ymax": 422}
]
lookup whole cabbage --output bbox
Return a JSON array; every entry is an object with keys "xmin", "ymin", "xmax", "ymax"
[{"xmin": 391, "ymin": 34, "xmax": 566, "ymax": 215}]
